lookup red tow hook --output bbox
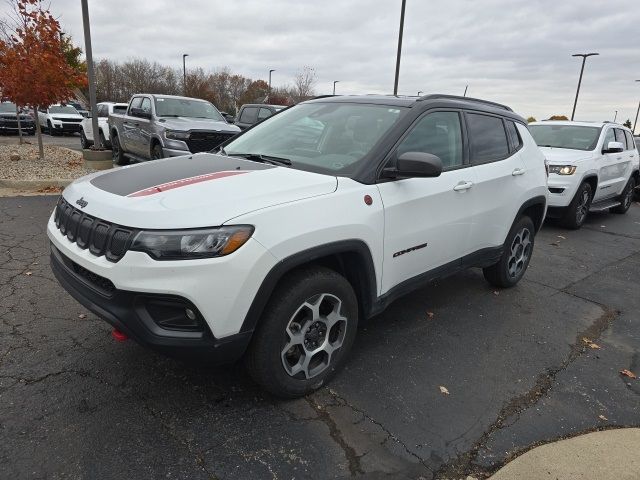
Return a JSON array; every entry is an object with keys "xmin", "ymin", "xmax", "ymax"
[{"xmin": 111, "ymin": 329, "xmax": 128, "ymax": 342}]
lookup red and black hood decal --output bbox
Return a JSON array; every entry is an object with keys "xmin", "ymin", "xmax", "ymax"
[{"xmin": 90, "ymin": 154, "xmax": 274, "ymax": 197}]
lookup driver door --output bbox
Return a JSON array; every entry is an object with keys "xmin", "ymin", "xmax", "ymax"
[{"xmin": 376, "ymin": 110, "xmax": 476, "ymax": 293}]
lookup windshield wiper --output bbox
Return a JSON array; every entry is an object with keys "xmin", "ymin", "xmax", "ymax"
[{"xmin": 225, "ymin": 153, "xmax": 292, "ymax": 166}]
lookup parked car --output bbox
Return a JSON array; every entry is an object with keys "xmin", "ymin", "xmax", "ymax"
[
  {"xmin": 48, "ymin": 94, "xmax": 547, "ymax": 397},
  {"xmin": 69, "ymin": 101, "xmax": 89, "ymax": 118},
  {"xmin": 529, "ymin": 121, "xmax": 639, "ymax": 229},
  {"xmin": 0, "ymin": 101, "xmax": 35, "ymax": 135},
  {"xmin": 80, "ymin": 102, "xmax": 128, "ymax": 149},
  {"xmin": 37, "ymin": 104, "xmax": 84, "ymax": 136},
  {"xmin": 108, "ymin": 94, "xmax": 240, "ymax": 164},
  {"xmin": 219, "ymin": 111, "xmax": 236, "ymax": 123},
  {"xmin": 234, "ymin": 104, "xmax": 286, "ymax": 130}
]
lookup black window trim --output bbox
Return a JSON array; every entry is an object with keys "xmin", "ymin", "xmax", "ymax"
[
  {"xmin": 376, "ymin": 107, "xmax": 471, "ymax": 182},
  {"xmin": 463, "ymin": 110, "xmax": 513, "ymax": 165},
  {"xmin": 505, "ymin": 119, "xmax": 523, "ymax": 154}
]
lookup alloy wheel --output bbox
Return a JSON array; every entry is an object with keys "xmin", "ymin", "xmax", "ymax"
[
  {"xmin": 575, "ymin": 190, "xmax": 590, "ymax": 224},
  {"xmin": 507, "ymin": 227, "xmax": 532, "ymax": 278}
]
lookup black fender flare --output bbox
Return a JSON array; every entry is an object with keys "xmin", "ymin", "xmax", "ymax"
[{"xmin": 515, "ymin": 195, "xmax": 547, "ymax": 232}]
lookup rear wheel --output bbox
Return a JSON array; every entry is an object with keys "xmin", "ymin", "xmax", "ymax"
[
  {"xmin": 611, "ymin": 177, "xmax": 635, "ymax": 214},
  {"xmin": 245, "ymin": 266, "xmax": 358, "ymax": 398},
  {"xmin": 560, "ymin": 182, "xmax": 592, "ymax": 229},
  {"xmin": 47, "ymin": 120, "xmax": 58, "ymax": 136},
  {"xmin": 111, "ymin": 134, "xmax": 128, "ymax": 165},
  {"xmin": 80, "ymin": 130, "xmax": 89, "ymax": 149},
  {"xmin": 483, "ymin": 216, "xmax": 535, "ymax": 288}
]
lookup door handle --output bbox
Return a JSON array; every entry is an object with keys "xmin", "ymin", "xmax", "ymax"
[
  {"xmin": 512, "ymin": 168, "xmax": 526, "ymax": 176},
  {"xmin": 453, "ymin": 181, "xmax": 474, "ymax": 191}
]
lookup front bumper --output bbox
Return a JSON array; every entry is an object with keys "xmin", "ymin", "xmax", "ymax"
[
  {"xmin": 52, "ymin": 122, "xmax": 82, "ymax": 132},
  {"xmin": 546, "ymin": 174, "xmax": 579, "ymax": 208}
]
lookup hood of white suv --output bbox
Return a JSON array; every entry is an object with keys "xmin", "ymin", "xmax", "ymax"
[
  {"xmin": 50, "ymin": 113, "xmax": 84, "ymax": 120},
  {"xmin": 62, "ymin": 153, "xmax": 337, "ymax": 229},
  {"xmin": 539, "ymin": 147, "xmax": 595, "ymax": 164}
]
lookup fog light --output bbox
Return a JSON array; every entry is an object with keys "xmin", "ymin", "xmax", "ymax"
[{"xmin": 185, "ymin": 308, "xmax": 196, "ymax": 321}]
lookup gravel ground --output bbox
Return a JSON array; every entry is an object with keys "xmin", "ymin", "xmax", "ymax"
[{"xmin": 0, "ymin": 143, "xmax": 94, "ymax": 181}]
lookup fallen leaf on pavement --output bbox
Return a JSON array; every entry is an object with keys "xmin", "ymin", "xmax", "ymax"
[
  {"xmin": 550, "ymin": 242, "xmax": 560, "ymax": 247},
  {"xmin": 426, "ymin": 311, "xmax": 434, "ymax": 319},
  {"xmin": 620, "ymin": 369, "xmax": 637, "ymax": 379},
  {"xmin": 493, "ymin": 290, "xmax": 499, "ymax": 296},
  {"xmin": 589, "ymin": 342, "xmax": 601, "ymax": 349},
  {"xmin": 24, "ymin": 271, "xmax": 32, "ymax": 276},
  {"xmin": 598, "ymin": 415, "xmax": 608, "ymax": 421},
  {"xmin": 600, "ymin": 225, "xmax": 606, "ymax": 228},
  {"xmin": 439, "ymin": 386, "xmax": 449, "ymax": 395},
  {"xmin": 582, "ymin": 337, "xmax": 591, "ymax": 344},
  {"xmin": 557, "ymin": 235, "xmax": 566, "ymax": 240},
  {"xmin": 78, "ymin": 314, "xmax": 87, "ymax": 319}
]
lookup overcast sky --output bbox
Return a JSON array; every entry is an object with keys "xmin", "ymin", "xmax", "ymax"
[{"xmin": 5, "ymin": 0, "xmax": 639, "ymax": 123}]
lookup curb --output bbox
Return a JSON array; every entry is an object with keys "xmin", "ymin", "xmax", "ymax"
[{"xmin": 0, "ymin": 179, "xmax": 73, "ymax": 190}]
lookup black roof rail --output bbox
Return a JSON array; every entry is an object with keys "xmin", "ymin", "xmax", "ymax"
[{"xmin": 417, "ymin": 94, "xmax": 513, "ymax": 112}]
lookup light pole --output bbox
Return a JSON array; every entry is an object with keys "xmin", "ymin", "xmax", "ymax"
[
  {"xmin": 633, "ymin": 80, "xmax": 640, "ymax": 135},
  {"xmin": 417, "ymin": 91, "xmax": 423, "ymax": 96},
  {"xmin": 182, "ymin": 54, "xmax": 189, "ymax": 96},
  {"xmin": 333, "ymin": 81, "xmax": 339, "ymax": 95},
  {"xmin": 613, "ymin": 110, "xmax": 618, "ymax": 122},
  {"xmin": 80, "ymin": 0, "xmax": 100, "ymax": 149},
  {"xmin": 463, "ymin": 85, "xmax": 468, "ymax": 97},
  {"xmin": 268, "ymin": 69, "xmax": 275, "ymax": 102},
  {"xmin": 393, "ymin": 0, "xmax": 407, "ymax": 95},
  {"xmin": 570, "ymin": 52, "xmax": 599, "ymax": 121}
]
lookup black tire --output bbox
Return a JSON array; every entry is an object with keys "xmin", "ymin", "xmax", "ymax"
[
  {"xmin": 80, "ymin": 130, "xmax": 89, "ymax": 149},
  {"xmin": 560, "ymin": 182, "xmax": 592, "ymax": 229},
  {"xmin": 245, "ymin": 266, "xmax": 358, "ymax": 398},
  {"xmin": 483, "ymin": 216, "xmax": 535, "ymax": 288},
  {"xmin": 111, "ymin": 134, "xmax": 128, "ymax": 165},
  {"xmin": 47, "ymin": 120, "xmax": 57, "ymax": 136},
  {"xmin": 611, "ymin": 177, "xmax": 635, "ymax": 214},
  {"xmin": 151, "ymin": 143, "xmax": 164, "ymax": 160}
]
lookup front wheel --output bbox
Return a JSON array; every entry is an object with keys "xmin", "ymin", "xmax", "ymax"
[
  {"xmin": 245, "ymin": 266, "xmax": 358, "ymax": 398},
  {"xmin": 611, "ymin": 177, "xmax": 635, "ymax": 214},
  {"xmin": 560, "ymin": 182, "xmax": 592, "ymax": 229},
  {"xmin": 483, "ymin": 216, "xmax": 535, "ymax": 288},
  {"xmin": 111, "ymin": 134, "xmax": 128, "ymax": 165}
]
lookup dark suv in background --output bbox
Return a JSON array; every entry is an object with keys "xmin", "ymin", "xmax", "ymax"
[{"xmin": 234, "ymin": 104, "xmax": 285, "ymax": 130}]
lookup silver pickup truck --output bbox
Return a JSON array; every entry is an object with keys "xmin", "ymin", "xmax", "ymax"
[{"xmin": 108, "ymin": 94, "xmax": 240, "ymax": 164}]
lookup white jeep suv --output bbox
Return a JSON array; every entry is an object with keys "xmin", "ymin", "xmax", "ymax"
[
  {"xmin": 529, "ymin": 121, "xmax": 639, "ymax": 229},
  {"xmin": 48, "ymin": 94, "xmax": 548, "ymax": 397}
]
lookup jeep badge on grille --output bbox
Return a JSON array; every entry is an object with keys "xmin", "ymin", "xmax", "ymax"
[{"xmin": 76, "ymin": 197, "xmax": 88, "ymax": 208}]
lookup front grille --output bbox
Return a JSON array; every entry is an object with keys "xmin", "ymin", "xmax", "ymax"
[
  {"xmin": 185, "ymin": 131, "xmax": 236, "ymax": 153},
  {"xmin": 53, "ymin": 117, "xmax": 82, "ymax": 123},
  {"xmin": 71, "ymin": 260, "xmax": 116, "ymax": 295},
  {"xmin": 54, "ymin": 197, "xmax": 136, "ymax": 263}
]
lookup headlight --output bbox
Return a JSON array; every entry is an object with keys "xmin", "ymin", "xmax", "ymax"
[
  {"xmin": 130, "ymin": 225, "xmax": 254, "ymax": 260},
  {"xmin": 548, "ymin": 165, "xmax": 576, "ymax": 175},
  {"xmin": 164, "ymin": 130, "xmax": 190, "ymax": 140}
]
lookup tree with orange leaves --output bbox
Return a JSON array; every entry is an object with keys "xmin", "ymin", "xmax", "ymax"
[{"xmin": 0, "ymin": 0, "xmax": 87, "ymax": 159}]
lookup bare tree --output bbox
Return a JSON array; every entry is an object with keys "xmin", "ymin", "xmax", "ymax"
[{"xmin": 293, "ymin": 65, "xmax": 317, "ymax": 101}]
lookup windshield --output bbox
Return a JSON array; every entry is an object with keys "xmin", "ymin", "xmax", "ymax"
[
  {"xmin": 529, "ymin": 124, "xmax": 601, "ymax": 151},
  {"xmin": 224, "ymin": 102, "xmax": 406, "ymax": 175},
  {"xmin": 154, "ymin": 97, "xmax": 224, "ymax": 121},
  {"xmin": 0, "ymin": 102, "xmax": 17, "ymax": 113},
  {"xmin": 49, "ymin": 105, "xmax": 79, "ymax": 115}
]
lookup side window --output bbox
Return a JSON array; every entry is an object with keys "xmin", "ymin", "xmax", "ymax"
[
  {"xmin": 97, "ymin": 105, "xmax": 107, "ymax": 118},
  {"xmin": 624, "ymin": 131, "xmax": 636, "ymax": 151},
  {"xmin": 140, "ymin": 98, "xmax": 152, "ymax": 114},
  {"xmin": 466, "ymin": 113, "xmax": 510, "ymax": 163},
  {"xmin": 602, "ymin": 129, "xmax": 615, "ymax": 149},
  {"xmin": 239, "ymin": 107, "xmax": 258, "ymax": 124},
  {"xmin": 258, "ymin": 108, "xmax": 273, "ymax": 120},
  {"xmin": 614, "ymin": 129, "xmax": 628, "ymax": 149},
  {"xmin": 129, "ymin": 97, "xmax": 143, "ymax": 111},
  {"xmin": 396, "ymin": 111, "xmax": 463, "ymax": 169},
  {"xmin": 505, "ymin": 120, "xmax": 523, "ymax": 153}
]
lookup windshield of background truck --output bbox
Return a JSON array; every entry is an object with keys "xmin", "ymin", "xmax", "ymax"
[{"xmin": 154, "ymin": 97, "xmax": 224, "ymax": 121}]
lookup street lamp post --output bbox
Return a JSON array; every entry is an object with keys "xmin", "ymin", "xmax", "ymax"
[
  {"xmin": 613, "ymin": 110, "xmax": 618, "ymax": 122},
  {"xmin": 182, "ymin": 54, "xmax": 189, "ymax": 96},
  {"xmin": 570, "ymin": 52, "xmax": 599, "ymax": 121},
  {"xmin": 268, "ymin": 69, "xmax": 275, "ymax": 102},
  {"xmin": 633, "ymin": 80, "xmax": 640, "ymax": 135},
  {"xmin": 333, "ymin": 81, "xmax": 339, "ymax": 95},
  {"xmin": 80, "ymin": 0, "xmax": 101, "ymax": 149},
  {"xmin": 463, "ymin": 85, "xmax": 468, "ymax": 97},
  {"xmin": 393, "ymin": 0, "xmax": 407, "ymax": 95}
]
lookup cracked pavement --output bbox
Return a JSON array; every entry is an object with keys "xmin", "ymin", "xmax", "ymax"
[{"xmin": 0, "ymin": 195, "xmax": 639, "ymax": 479}]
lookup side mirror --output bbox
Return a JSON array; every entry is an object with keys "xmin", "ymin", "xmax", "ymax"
[
  {"xmin": 603, "ymin": 141, "xmax": 624, "ymax": 154},
  {"xmin": 383, "ymin": 152, "xmax": 443, "ymax": 179},
  {"xmin": 130, "ymin": 107, "xmax": 151, "ymax": 119}
]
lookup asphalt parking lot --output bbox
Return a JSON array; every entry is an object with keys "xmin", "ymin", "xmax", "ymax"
[
  {"xmin": 1, "ymin": 196, "xmax": 639, "ymax": 479},
  {"xmin": 0, "ymin": 132, "xmax": 82, "ymax": 151}
]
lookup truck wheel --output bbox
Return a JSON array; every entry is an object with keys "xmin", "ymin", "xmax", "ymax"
[
  {"xmin": 47, "ymin": 120, "xmax": 57, "ymax": 136},
  {"xmin": 245, "ymin": 266, "xmax": 358, "ymax": 398},
  {"xmin": 611, "ymin": 177, "xmax": 635, "ymax": 214},
  {"xmin": 111, "ymin": 134, "xmax": 128, "ymax": 165},
  {"xmin": 560, "ymin": 182, "xmax": 592, "ymax": 229},
  {"xmin": 80, "ymin": 130, "xmax": 89, "ymax": 149},
  {"xmin": 483, "ymin": 215, "xmax": 535, "ymax": 288},
  {"xmin": 151, "ymin": 143, "xmax": 164, "ymax": 160}
]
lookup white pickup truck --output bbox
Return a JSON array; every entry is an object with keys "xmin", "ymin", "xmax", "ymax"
[
  {"xmin": 80, "ymin": 102, "xmax": 128, "ymax": 149},
  {"xmin": 108, "ymin": 94, "xmax": 240, "ymax": 165}
]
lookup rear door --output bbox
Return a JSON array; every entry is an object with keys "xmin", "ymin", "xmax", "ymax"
[
  {"xmin": 595, "ymin": 127, "xmax": 623, "ymax": 200},
  {"xmin": 377, "ymin": 110, "xmax": 476, "ymax": 293},
  {"xmin": 134, "ymin": 97, "xmax": 154, "ymax": 157},
  {"xmin": 122, "ymin": 96, "xmax": 142, "ymax": 152},
  {"xmin": 624, "ymin": 130, "xmax": 639, "ymax": 172}
]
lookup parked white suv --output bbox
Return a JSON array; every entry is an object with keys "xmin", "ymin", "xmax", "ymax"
[
  {"xmin": 37, "ymin": 104, "xmax": 84, "ymax": 135},
  {"xmin": 530, "ymin": 121, "xmax": 639, "ymax": 228},
  {"xmin": 48, "ymin": 94, "xmax": 548, "ymax": 397},
  {"xmin": 80, "ymin": 102, "xmax": 128, "ymax": 149}
]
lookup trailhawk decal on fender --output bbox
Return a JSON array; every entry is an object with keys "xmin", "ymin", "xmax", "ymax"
[{"xmin": 89, "ymin": 153, "xmax": 274, "ymax": 197}]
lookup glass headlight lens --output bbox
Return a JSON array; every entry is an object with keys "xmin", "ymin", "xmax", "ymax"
[
  {"xmin": 164, "ymin": 130, "xmax": 190, "ymax": 140},
  {"xmin": 130, "ymin": 225, "xmax": 254, "ymax": 260},
  {"xmin": 548, "ymin": 165, "xmax": 576, "ymax": 175}
]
